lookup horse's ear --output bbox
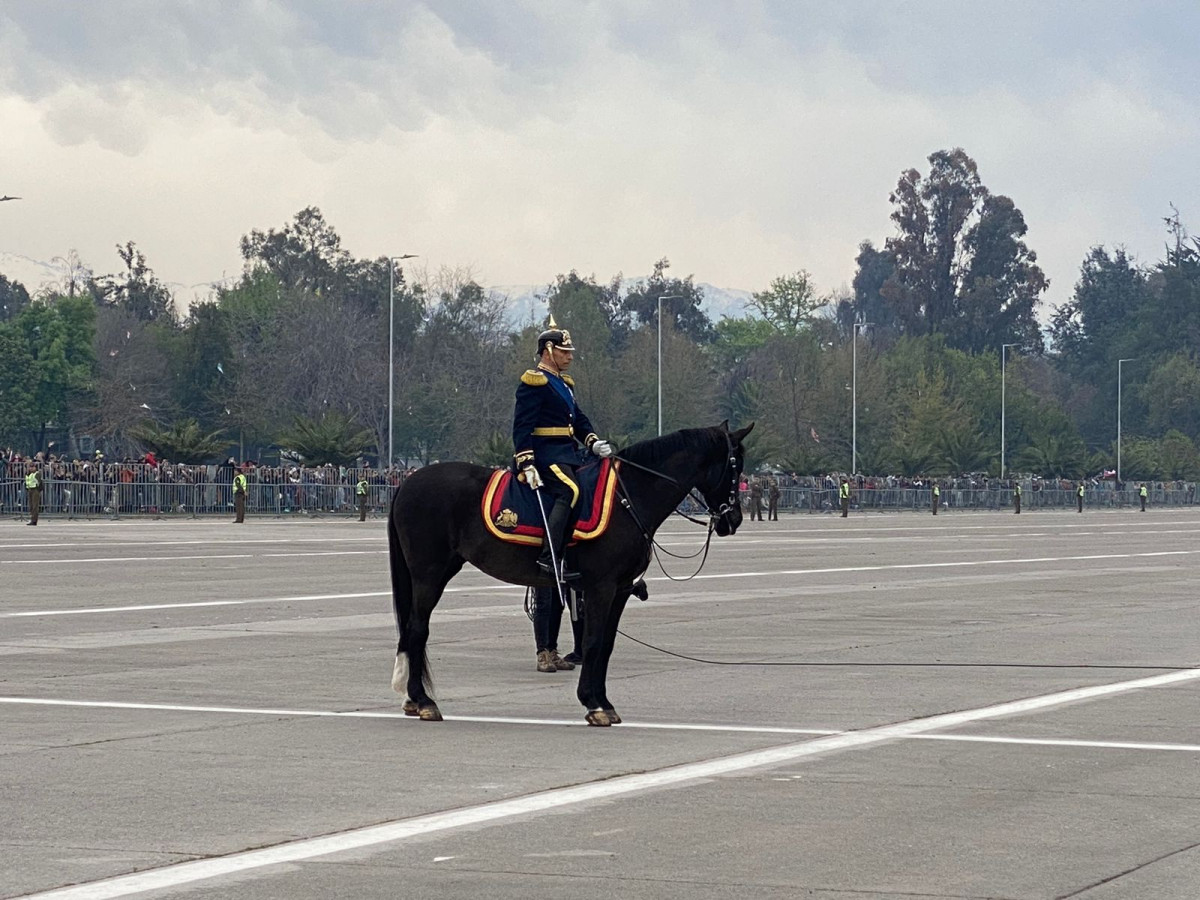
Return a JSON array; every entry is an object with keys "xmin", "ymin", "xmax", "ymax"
[
  {"xmin": 718, "ymin": 419, "xmax": 730, "ymax": 431},
  {"xmin": 733, "ymin": 422, "xmax": 755, "ymax": 443}
]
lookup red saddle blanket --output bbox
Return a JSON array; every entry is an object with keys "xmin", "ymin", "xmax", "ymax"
[{"xmin": 482, "ymin": 459, "xmax": 621, "ymax": 546}]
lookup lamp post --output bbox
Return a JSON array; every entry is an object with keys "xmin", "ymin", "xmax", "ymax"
[
  {"xmin": 852, "ymin": 322, "xmax": 871, "ymax": 474},
  {"xmin": 657, "ymin": 294, "xmax": 683, "ymax": 435},
  {"xmin": 388, "ymin": 254, "xmax": 418, "ymax": 469},
  {"xmin": 1001, "ymin": 343, "xmax": 1019, "ymax": 479},
  {"xmin": 1117, "ymin": 358, "xmax": 1136, "ymax": 483}
]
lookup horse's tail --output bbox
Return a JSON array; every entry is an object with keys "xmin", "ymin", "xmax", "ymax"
[{"xmin": 387, "ymin": 493, "xmax": 414, "ymax": 694}]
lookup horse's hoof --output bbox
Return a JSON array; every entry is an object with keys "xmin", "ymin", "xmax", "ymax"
[
  {"xmin": 586, "ymin": 709, "xmax": 614, "ymax": 727},
  {"xmin": 402, "ymin": 700, "xmax": 419, "ymax": 717},
  {"xmin": 418, "ymin": 705, "xmax": 443, "ymax": 722},
  {"xmin": 604, "ymin": 708, "xmax": 622, "ymax": 725}
]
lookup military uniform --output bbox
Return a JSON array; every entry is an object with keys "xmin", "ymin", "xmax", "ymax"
[
  {"xmin": 25, "ymin": 468, "xmax": 42, "ymax": 525},
  {"xmin": 1013, "ymin": 483, "xmax": 1021, "ymax": 514},
  {"xmin": 1139, "ymin": 483, "xmax": 1147, "ymax": 512},
  {"xmin": 931, "ymin": 483, "xmax": 940, "ymax": 515},
  {"xmin": 233, "ymin": 471, "xmax": 248, "ymax": 523},
  {"xmin": 1077, "ymin": 483, "xmax": 1084, "ymax": 513},
  {"xmin": 839, "ymin": 478, "xmax": 850, "ymax": 517},
  {"xmin": 356, "ymin": 477, "xmax": 369, "ymax": 521},
  {"xmin": 513, "ymin": 322, "xmax": 609, "ymax": 580},
  {"xmin": 749, "ymin": 479, "xmax": 764, "ymax": 520},
  {"xmin": 767, "ymin": 479, "xmax": 780, "ymax": 520}
]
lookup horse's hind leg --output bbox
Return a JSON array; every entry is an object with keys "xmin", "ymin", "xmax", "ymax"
[{"xmin": 403, "ymin": 558, "xmax": 465, "ymax": 722}]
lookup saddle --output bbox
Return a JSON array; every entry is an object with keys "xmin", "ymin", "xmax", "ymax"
[{"xmin": 482, "ymin": 458, "xmax": 621, "ymax": 546}]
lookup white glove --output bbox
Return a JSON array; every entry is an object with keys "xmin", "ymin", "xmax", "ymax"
[
  {"xmin": 591, "ymin": 440, "xmax": 615, "ymax": 458},
  {"xmin": 522, "ymin": 466, "xmax": 544, "ymax": 490}
]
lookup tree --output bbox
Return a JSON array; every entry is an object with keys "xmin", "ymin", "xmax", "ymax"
[
  {"xmin": 1049, "ymin": 246, "xmax": 1148, "ymax": 374},
  {"xmin": 881, "ymin": 148, "xmax": 1047, "ymax": 352},
  {"xmin": 0, "ymin": 323, "xmax": 34, "ymax": 438},
  {"xmin": 0, "ymin": 273, "xmax": 31, "ymax": 322},
  {"xmin": 621, "ymin": 258, "xmax": 715, "ymax": 345},
  {"xmin": 95, "ymin": 242, "xmax": 177, "ymax": 324},
  {"xmin": 277, "ymin": 412, "xmax": 373, "ymax": 466},
  {"xmin": 13, "ymin": 294, "xmax": 95, "ymax": 451},
  {"xmin": 839, "ymin": 241, "xmax": 898, "ymax": 337},
  {"xmin": 130, "ymin": 418, "xmax": 227, "ymax": 464},
  {"xmin": 239, "ymin": 206, "xmax": 350, "ymax": 296},
  {"xmin": 748, "ymin": 271, "xmax": 825, "ymax": 333}
]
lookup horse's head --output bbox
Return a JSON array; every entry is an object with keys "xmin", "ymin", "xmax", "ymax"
[{"xmin": 699, "ymin": 421, "xmax": 754, "ymax": 537}]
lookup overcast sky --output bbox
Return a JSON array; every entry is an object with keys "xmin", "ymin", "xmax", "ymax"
[{"xmin": 2, "ymin": 1, "xmax": 1197, "ymax": 316}]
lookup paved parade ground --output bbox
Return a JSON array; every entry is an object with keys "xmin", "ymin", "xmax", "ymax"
[{"xmin": 4, "ymin": 508, "xmax": 1200, "ymax": 899}]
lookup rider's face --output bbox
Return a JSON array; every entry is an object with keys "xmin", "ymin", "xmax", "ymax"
[{"xmin": 550, "ymin": 347, "xmax": 573, "ymax": 370}]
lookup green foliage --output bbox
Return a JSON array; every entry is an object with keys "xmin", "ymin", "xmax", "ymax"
[
  {"xmin": 0, "ymin": 273, "xmax": 31, "ymax": 322},
  {"xmin": 277, "ymin": 412, "xmax": 373, "ymax": 467},
  {"xmin": 14, "ymin": 294, "xmax": 95, "ymax": 449},
  {"xmin": 748, "ymin": 270, "xmax": 824, "ymax": 334},
  {"xmin": 129, "ymin": 418, "xmax": 228, "ymax": 464},
  {"xmin": 621, "ymin": 258, "xmax": 715, "ymax": 344},
  {"xmin": 0, "ymin": 323, "xmax": 35, "ymax": 437},
  {"xmin": 1159, "ymin": 430, "xmax": 1200, "ymax": 480},
  {"xmin": 1014, "ymin": 432, "xmax": 1087, "ymax": 479}
]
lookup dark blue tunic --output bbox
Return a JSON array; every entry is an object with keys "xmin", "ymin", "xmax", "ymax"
[{"xmin": 512, "ymin": 367, "xmax": 598, "ymax": 470}]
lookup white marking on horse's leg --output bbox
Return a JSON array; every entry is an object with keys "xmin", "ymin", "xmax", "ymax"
[{"xmin": 391, "ymin": 654, "xmax": 409, "ymax": 696}]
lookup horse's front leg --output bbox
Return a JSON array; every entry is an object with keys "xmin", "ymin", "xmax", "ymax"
[
  {"xmin": 576, "ymin": 585, "xmax": 617, "ymax": 726},
  {"xmin": 593, "ymin": 588, "xmax": 632, "ymax": 723}
]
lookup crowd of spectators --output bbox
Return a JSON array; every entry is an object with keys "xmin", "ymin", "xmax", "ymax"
[
  {"xmin": 3, "ymin": 447, "xmax": 1196, "ymax": 518},
  {"xmin": 1, "ymin": 448, "xmax": 415, "ymax": 517}
]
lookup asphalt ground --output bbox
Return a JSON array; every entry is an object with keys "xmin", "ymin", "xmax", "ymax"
[{"xmin": 3, "ymin": 507, "xmax": 1200, "ymax": 899}]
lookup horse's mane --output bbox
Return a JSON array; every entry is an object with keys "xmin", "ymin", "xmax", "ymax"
[{"xmin": 618, "ymin": 427, "xmax": 720, "ymax": 469}]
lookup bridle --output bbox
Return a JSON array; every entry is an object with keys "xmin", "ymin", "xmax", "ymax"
[{"xmin": 611, "ymin": 430, "xmax": 742, "ymax": 579}]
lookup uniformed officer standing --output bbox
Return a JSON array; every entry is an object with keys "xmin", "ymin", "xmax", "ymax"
[
  {"xmin": 1013, "ymin": 482, "xmax": 1022, "ymax": 514},
  {"xmin": 839, "ymin": 476, "xmax": 850, "ymax": 517},
  {"xmin": 1076, "ymin": 481, "xmax": 1085, "ymax": 513},
  {"xmin": 931, "ymin": 481, "xmax": 940, "ymax": 515},
  {"xmin": 513, "ymin": 318, "xmax": 614, "ymax": 581},
  {"xmin": 25, "ymin": 463, "xmax": 42, "ymax": 526},
  {"xmin": 233, "ymin": 469, "xmax": 248, "ymax": 523},
  {"xmin": 767, "ymin": 478, "xmax": 780, "ymax": 520},
  {"xmin": 749, "ymin": 478, "xmax": 764, "ymax": 521},
  {"xmin": 356, "ymin": 475, "xmax": 370, "ymax": 521},
  {"xmin": 1139, "ymin": 483, "xmax": 1148, "ymax": 512}
]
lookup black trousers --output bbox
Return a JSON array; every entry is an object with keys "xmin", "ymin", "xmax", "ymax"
[{"xmin": 533, "ymin": 586, "xmax": 583, "ymax": 654}]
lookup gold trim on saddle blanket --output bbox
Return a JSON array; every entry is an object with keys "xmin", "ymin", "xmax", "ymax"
[{"xmin": 481, "ymin": 461, "xmax": 621, "ymax": 546}]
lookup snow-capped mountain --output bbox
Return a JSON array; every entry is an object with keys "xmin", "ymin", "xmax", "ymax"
[
  {"xmin": 2, "ymin": 251, "xmax": 754, "ymax": 324},
  {"xmin": 490, "ymin": 282, "xmax": 753, "ymax": 330}
]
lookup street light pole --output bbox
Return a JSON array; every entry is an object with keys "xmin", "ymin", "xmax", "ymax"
[
  {"xmin": 388, "ymin": 254, "xmax": 418, "ymax": 469},
  {"xmin": 852, "ymin": 322, "xmax": 871, "ymax": 475},
  {"xmin": 1001, "ymin": 343, "xmax": 1018, "ymax": 479},
  {"xmin": 1117, "ymin": 357, "xmax": 1136, "ymax": 483},
  {"xmin": 657, "ymin": 295, "xmax": 683, "ymax": 436}
]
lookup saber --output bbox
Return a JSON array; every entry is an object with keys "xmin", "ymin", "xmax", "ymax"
[{"xmin": 532, "ymin": 485, "xmax": 568, "ymax": 611}]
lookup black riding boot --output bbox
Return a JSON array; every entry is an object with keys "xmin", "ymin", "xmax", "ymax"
[{"xmin": 537, "ymin": 496, "xmax": 580, "ymax": 581}]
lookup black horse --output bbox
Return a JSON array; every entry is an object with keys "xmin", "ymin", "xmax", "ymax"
[{"xmin": 387, "ymin": 421, "xmax": 753, "ymax": 726}]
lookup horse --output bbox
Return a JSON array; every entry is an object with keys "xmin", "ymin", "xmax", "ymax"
[{"xmin": 386, "ymin": 421, "xmax": 754, "ymax": 726}]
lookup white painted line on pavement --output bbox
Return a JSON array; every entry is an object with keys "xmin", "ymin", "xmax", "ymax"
[
  {"xmin": 3, "ymin": 548, "xmax": 1194, "ymax": 618},
  {"xmin": 6, "ymin": 697, "xmax": 1199, "ymax": 753},
  {"xmin": 12, "ymin": 665, "xmax": 1200, "ymax": 900},
  {"xmin": 0, "ymin": 550, "xmax": 384, "ymax": 565}
]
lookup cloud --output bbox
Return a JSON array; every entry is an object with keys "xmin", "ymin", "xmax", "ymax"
[{"xmin": 0, "ymin": 0, "xmax": 1198, "ymax": 318}]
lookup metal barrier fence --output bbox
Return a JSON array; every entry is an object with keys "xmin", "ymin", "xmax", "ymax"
[
  {"xmin": 753, "ymin": 485, "xmax": 1198, "ymax": 514},
  {"xmin": 1, "ymin": 477, "xmax": 397, "ymax": 519},
  {"xmin": 4, "ymin": 474, "xmax": 1197, "ymax": 520}
]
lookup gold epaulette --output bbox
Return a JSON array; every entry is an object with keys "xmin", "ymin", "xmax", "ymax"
[
  {"xmin": 521, "ymin": 369, "xmax": 548, "ymax": 386},
  {"xmin": 561, "ymin": 374, "xmax": 575, "ymax": 387}
]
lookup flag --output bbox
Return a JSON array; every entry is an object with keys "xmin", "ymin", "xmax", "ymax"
[{"xmin": 810, "ymin": 427, "xmax": 820, "ymax": 443}]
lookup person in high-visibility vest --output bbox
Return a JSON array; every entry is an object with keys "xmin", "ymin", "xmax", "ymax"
[
  {"xmin": 931, "ymin": 482, "xmax": 940, "ymax": 515},
  {"xmin": 839, "ymin": 477, "xmax": 850, "ymax": 518},
  {"xmin": 1076, "ymin": 482, "xmax": 1085, "ymax": 513},
  {"xmin": 25, "ymin": 464, "xmax": 42, "ymax": 526},
  {"xmin": 1013, "ymin": 483, "xmax": 1022, "ymax": 515},
  {"xmin": 356, "ymin": 476, "xmax": 370, "ymax": 521},
  {"xmin": 233, "ymin": 470, "xmax": 248, "ymax": 523},
  {"xmin": 1139, "ymin": 483, "xmax": 1148, "ymax": 513}
]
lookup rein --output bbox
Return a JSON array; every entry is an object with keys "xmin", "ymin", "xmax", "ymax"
[{"xmin": 611, "ymin": 431, "xmax": 740, "ymax": 580}]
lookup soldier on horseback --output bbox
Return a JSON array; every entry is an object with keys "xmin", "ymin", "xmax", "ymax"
[{"xmin": 513, "ymin": 317, "xmax": 615, "ymax": 583}]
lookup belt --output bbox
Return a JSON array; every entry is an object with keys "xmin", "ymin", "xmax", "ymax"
[{"xmin": 531, "ymin": 427, "xmax": 573, "ymax": 437}]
